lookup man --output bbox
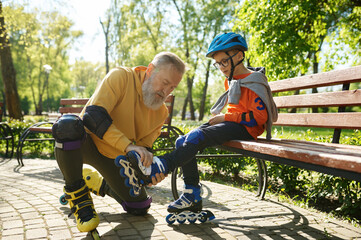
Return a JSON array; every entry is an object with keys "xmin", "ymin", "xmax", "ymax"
[{"xmin": 52, "ymin": 52, "xmax": 186, "ymax": 233}]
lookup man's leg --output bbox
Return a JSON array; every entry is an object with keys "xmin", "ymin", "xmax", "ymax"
[
  {"xmin": 82, "ymin": 136, "xmax": 152, "ymax": 216},
  {"xmin": 53, "ymin": 115, "xmax": 99, "ymax": 232}
]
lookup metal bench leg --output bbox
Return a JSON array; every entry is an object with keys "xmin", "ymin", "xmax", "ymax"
[{"xmin": 256, "ymin": 159, "xmax": 268, "ymax": 200}]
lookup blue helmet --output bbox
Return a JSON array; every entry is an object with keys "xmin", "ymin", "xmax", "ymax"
[{"xmin": 206, "ymin": 32, "xmax": 248, "ymax": 58}]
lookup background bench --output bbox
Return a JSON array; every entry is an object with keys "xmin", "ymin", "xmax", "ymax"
[
  {"xmin": 171, "ymin": 65, "xmax": 361, "ymax": 200},
  {"xmin": 16, "ymin": 95, "xmax": 180, "ymax": 166}
]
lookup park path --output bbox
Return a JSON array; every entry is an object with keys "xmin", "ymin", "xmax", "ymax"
[{"xmin": 1, "ymin": 158, "xmax": 360, "ymax": 239}]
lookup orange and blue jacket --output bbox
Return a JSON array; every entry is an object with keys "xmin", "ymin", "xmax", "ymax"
[{"xmin": 224, "ymin": 73, "xmax": 268, "ymax": 140}]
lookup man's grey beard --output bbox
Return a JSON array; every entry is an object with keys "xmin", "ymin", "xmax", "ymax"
[{"xmin": 142, "ymin": 76, "xmax": 166, "ymax": 110}]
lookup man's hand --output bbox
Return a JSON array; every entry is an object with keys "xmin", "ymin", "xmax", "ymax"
[
  {"xmin": 147, "ymin": 173, "xmax": 167, "ymax": 186},
  {"xmin": 208, "ymin": 113, "xmax": 225, "ymax": 125},
  {"xmin": 125, "ymin": 144, "xmax": 153, "ymax": 167}
]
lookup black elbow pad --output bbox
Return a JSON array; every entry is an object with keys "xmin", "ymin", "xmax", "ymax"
[{"xmin": 83, "ymin": 105, "xmax": 112, "ymax": 139}]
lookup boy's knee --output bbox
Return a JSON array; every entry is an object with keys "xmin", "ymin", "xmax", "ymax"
[
  {"xmin": 184, "ymin": 129, "xmax": 205, "ymax": 145},
  {"xmin": 175, "ymin": 135, "xmax": 186, "ymax": 149}
]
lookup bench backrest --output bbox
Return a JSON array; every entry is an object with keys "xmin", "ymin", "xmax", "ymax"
[
  {"xmin": 269, "ymin": 65, "xmax": 361, "ymax": 143},
  {"xmin": 59, "ymin": 98, "xmax": 89, "ymax": 115},
  {"xmin": 59, "ymin": 95, "xmax": 175, "ymax": 136}
]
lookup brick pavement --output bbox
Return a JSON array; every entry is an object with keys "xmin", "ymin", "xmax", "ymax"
[{"xmin": 0, "ymin": 158, "xmax": 360, "ymax": 240}]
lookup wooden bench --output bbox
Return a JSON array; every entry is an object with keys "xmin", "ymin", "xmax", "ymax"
[
  {"xmin": 16, "ymin": 95, "xmax": 180, "ymax": 166},
  {"xmin": 171, "ymin": 65, "xmax": 361, "ymax": 200},
  {"xmin": 0, "ymin": 102, "xmax": 15, "ymax": 159}
]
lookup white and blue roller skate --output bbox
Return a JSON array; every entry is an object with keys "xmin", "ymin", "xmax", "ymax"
[
  {"xmin": 114, "ymin": 151, "xmax": 168, "ymax": 196},
  {"xmin": 166, "ymin": 184, "xmax": 215, "ymax": 224}
]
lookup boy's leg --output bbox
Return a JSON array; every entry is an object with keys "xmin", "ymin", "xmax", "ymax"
[
  {"xmin": 166, "ymin": 122, "xmax": 253, "ymax": 215},
  {"xmin": 180, "ymin": 122, "xmax": 253, "ymax": 185}
]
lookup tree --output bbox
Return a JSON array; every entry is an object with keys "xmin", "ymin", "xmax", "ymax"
[
  {"xmin": 234, "ymin": 0, "xmax": 360, "ymax": 114},
  {"xmin": 0, "ymin": 0, "xmax": 22, "ymax": 119},
  {"xmin": 234, "ymin": 0, "xmax": 360, "ymax": 81},
  {"xmin": 197, "ymin": 0, "xmax": 235, "ymax": 121},
  {"xmin": 4, "ymin": 4, "xmax": 82, "ymax": 114}
]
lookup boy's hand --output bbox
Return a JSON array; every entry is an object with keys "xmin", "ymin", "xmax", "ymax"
[{"xmin": 209, "ymin": 114, "xmax": 225, "ymax": 125}]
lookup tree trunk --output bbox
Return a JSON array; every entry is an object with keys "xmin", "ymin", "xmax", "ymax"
[
  {"xmin": 181, "ymin": 96, "xmax": 188, "ymax": 120},
  {"xmin": 0, "ymin": 1, "xmax": 22, "ymax": 119},
  {"xmin": 199, "ymin": 60, "xmax": 211, "ymax": 121},
  {"xmin": 312, "ymin": 54, "xmax": 319, "ymax": 113},
  {"xmin": 100, "ymin": 17, "xmax": 111, "ymax": 74},
  {"xmin": 187, "ymin": 75, "xmax": 195, "ymax": 120}
]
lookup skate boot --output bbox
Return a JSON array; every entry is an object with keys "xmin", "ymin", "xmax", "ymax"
[
  {"xmin": 114, "ymin": 151, "xmax": 168, "ymax": 196},
  {"xmin": 63, "ymin": 180, "xmax": 100, "ymax": 233},
  {"xmin": 59, "ymin": 168, "xmax": 106, "ymax": 205},
  {"xmin": 83, "ymin": 168, "xmax": 106, "ymax": 197},
  {"xmin": 166, "ymin": 184, "xmax": 215, "ymax": 224}
]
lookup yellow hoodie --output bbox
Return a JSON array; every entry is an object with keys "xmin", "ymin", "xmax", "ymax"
[{"xmin": 80, "ymin": 66, "xmax": 168, "ymax": 159}]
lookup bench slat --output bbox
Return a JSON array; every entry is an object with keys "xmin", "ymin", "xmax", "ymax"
[
  {"xmin": 28, "ymin": 127, "xmax": 52, "ymax": 133},
  {"xmin": 274, "ymin": 112, "xmax": 361, "ymax": 129},
  {"xmin": 60, "ymin": 98, "xmax": 89, "ymax": 105},
  {"xmin": 274, "ymin": 89, "xmax": 361, "ymax": 108},
  {"xmin": 269, "ymin": 65, "xmax": 361, "ymax": 92},
  {"xmin": 59, "ymin": 107, "xmax": 84, "ymax": 114},
  {"xmin": 223, "ymin": 139, "xmax": 361, "ymax": 174}
]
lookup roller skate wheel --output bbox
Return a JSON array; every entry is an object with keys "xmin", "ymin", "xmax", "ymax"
[
  {"xmin": 188, "ymin": 218, "xmax": 196, "ymax": 223},
  {"xmin": 198, "ymin": 212, "xmax": 208, "ymax": 223},
  {"xmin": 119, "ymin": 167, "xmax": 127, "ymax": 178},
  {"xmin": 90, "ymin": 229, "xmax": 100, "ymax": 240},
  {"xmin": 177, "ymin": 213, "xmax": 186, "ymax": 224},
  {"xmin": 187, "ymin": 213, "xmax": 197, "ymax": 223},
  {"xmin": 114, "ymin": 155, "xmax": 126, "ymax": 167},
  {"xmin": 124, "ymin": 177, "xmax": 133, "ymax": 188},
  {"xmin": 166, "ymin": 214, "xmax": 176, "ymax": 224},
  {"xmin": 59, "ymin": 194, "xmax": 68, "ymax": 205}
]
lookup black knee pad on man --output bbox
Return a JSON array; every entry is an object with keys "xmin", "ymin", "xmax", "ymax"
[{"xmin": 52, "ymin": 114, "xmax": 85, "ymax": 150}]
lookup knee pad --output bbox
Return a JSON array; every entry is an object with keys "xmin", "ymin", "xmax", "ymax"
[
  {"xmin": 52, "ymin": 114, "xmax": 85, "ymax": 150},
  {"xmin": 175, "ymin": 135, "xmax": 186, "ymax": 149},
  {"xmin": 121, "ymin": 196, "xmax": 152, "ymax": 216},
  {"xmin": 184, "ymin": 129, "xmax": 205, "ymax": 145},
  {"xmin": 83, "ymin": 105, "xmax": 112, "ymax": 139}
]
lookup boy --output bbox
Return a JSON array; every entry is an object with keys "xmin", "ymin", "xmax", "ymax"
[{"xmin": 116, "ymin": 32, "xmax": 278, "ymax": 220}]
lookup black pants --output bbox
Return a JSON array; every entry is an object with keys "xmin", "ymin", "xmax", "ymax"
[
  {"xmin": 55, "ymin": 134, "xmax": 149, "ymax": 204},
  {"xmin": 162, "ymin": 121, "xmax": 254, "ymax": 186}
]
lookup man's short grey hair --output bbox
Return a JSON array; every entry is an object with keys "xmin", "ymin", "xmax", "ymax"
[{"xmin": 151, "ymin": 52, "xmax": 186, "ymax": 75}]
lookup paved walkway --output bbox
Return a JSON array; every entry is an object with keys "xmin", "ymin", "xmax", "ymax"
[{"xmin": 0, "ymin": 158, "xmax": 360, "ymax": 240}]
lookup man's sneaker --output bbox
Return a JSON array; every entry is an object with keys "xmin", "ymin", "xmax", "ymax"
[{"xmin": 167, "ymin": 184, "xmax": 202, "ymax": 213}]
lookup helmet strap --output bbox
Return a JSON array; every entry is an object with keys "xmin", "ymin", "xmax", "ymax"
[{"xmin": 225, "ymin": 51, "xmax": 245, "ymax": 83}]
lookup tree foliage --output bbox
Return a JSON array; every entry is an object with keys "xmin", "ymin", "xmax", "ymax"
[
  {"xmin": 233, "ymin": 0, "xmax": 361, "ymax": 81},
  {"xmin": 2, "ymin": 3, "xmax": 82, "ymax": 114}
]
